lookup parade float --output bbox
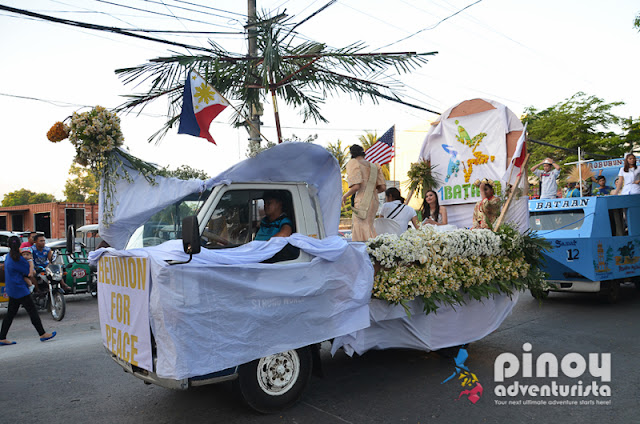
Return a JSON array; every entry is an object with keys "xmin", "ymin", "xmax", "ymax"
[
  {"xmin": 528, "ymin": 157, "xmax": 640, "ymax": 303},
  {"xmin": 44, "ymin": 96, "xmax": 549, "ymax": 411}
]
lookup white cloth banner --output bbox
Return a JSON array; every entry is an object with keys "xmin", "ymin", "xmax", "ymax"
[
  {"xmin": 99, "ymin": 143, "xmax": 342, "ymax": 250},
  {"xmin": 97, "ymin": 256, "xmax": 153, "ymax": 372},
  {"xmin": 90, "ymin": 235, "xmax": 374, "ymax": 380},
  {"xmin": 331, "ymin": 292, "xmax": 520, "ymax": 356},
  {"xmin": 419, "ymin": 99, "xmax": 523, "ymax": 229},
  {"xmin": 99, "ymin": 151, "xmax": 205, "ymax": 250}
]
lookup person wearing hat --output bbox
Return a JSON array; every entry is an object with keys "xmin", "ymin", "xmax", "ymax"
[
  {"xmin": 531, "ymin": 157, "xmax": 561, "ymax": 199},
  {"xmin": 471, "ymin": 180, "xmax": 502, "ymax": 230},
  {"xmin": 255, "ymin": 191, "xmax": 293, "ymax": 241}
]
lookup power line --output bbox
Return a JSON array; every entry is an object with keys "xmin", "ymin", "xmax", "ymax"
[
  {"xmin": 376, "ymin": 0, "xmax": 484, "ymax": 50},
  {"xmin": 0, "ymin": 4, "xmax": 216, "ymax": 52},
  {"xmin": 92, "ymin": 0, "xmax": 239, "ymax": 29},
  {"xmin": 0, "ymin": 91, "xmax": 429, "ymax": 133},
  {"xmin": 168, "ymin": 0, "xmax": 246, "ymax": 18},
  {"xmin": 127, "ymin": 0, "xmax": 243, "ymax": 23}
]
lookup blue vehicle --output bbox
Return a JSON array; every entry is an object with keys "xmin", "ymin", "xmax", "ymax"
[{"xmin": 529, "ymin": 192, "xmax": 640, "ymax": 302}]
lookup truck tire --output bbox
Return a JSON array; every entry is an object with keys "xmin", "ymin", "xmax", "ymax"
[
  {"xmin": 236, "ymin": 346, "xmax": 312, "ymax": 414},
  {"xmin": 603, "ymin": 280, "xmax": 620, "ymax": 304}
]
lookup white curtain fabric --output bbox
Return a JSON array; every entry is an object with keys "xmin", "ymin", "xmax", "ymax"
[
  {"xmin": 89, "ymin": 235, "xmax": 374, "ymax": 380},
  {"xmin": 331, "ymin": 292, "xmax": 520, "ymax": 356},
  {"xmin": 99, "ymin": 143, "xmax": 342, "ymax": 250},
  {"xmin": 202, "ymin": 142, "xmax": 342, "ymax": 237},
  {"xmin": 99, "ymin": 151, "xmax": 205, "ymax": 250}
]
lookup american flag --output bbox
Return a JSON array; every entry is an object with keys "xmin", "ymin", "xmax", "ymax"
[{"xmin": 364, "ymin": 126, "xmax": 395, "ymax": 165}]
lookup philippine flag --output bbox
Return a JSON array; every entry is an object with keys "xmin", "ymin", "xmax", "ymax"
[{"xmin": 178, "ymin": 70, "xmax": 229, "ymax": 145}]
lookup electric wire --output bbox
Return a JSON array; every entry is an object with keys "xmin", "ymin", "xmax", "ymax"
[
  {"xmin": 375, "ymin": 0, "xmax": 484, "ymax": 50},
  {"xmin": 92, "ymin": 0, "xmax": 240, "ymax": 29},
  {"xmin": 128, "ymin": 0, "xmax": 243, "ymax": 24},
  {"xmin": 167, "ymin": 0, "xmax": 247, "ymax": 18},
  {"xmin": 0, "ymin": 4, "xmax": 217, "ymax": 53}
]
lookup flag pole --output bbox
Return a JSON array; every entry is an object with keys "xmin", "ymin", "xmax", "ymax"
[
  {"xmin": 194, "ymin": 70, "xmax": 271, "ymax": 144},
  {"xmin": 494, "ymin": 153, "xmax": 530, "ymax": 230},
  {"xmin": 393, "ymin": 124, "xmax": 396, "ymax": 183},
  {"xmin": 268, "ymin": 71, "xmax": 283, "ymax": 144}
]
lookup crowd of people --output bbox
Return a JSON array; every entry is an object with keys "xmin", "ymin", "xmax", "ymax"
[
  {"xmin": 341, "ymin": 147, "xmax": 640, "ymax": 240},
  {"xmin": 531, "ymin": 154, "xmax": 639, "ymax": 199}
]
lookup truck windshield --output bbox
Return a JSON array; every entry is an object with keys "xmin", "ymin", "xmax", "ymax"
[
  {"xmin": 126, "ymin": 189, "xmax": 212, "ymax": 249},
  {"xmin": 529, "ymin": 210, "xmax": 585, "ymax": 231}
]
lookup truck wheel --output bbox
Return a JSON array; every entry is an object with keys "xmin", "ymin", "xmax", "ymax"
[
  {"xmin": 236, "ymin": 347, "xmax": 312, "ymax": 414},
  {"xmin": 603, "ymin": 280, "xmax": 620, "ymax": 304}
]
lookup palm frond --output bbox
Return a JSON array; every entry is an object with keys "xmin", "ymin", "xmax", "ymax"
[{"xmin": 114, "ymin": 11, "xmax": 437, "ymax": 143}]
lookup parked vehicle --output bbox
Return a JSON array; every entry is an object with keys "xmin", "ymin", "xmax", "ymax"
[
  {"xmin": 529, "ymin": 193, "xmax": 640, "ymax": 302},
  {"xmin": 46, "ymin": 240, "xmax": 96, "ymax": 297},
  {"xmin": 76, "ymin": 224, "xmax": 102, "ymax": 252},
  {"xmin": 0, "ymin": 230, "xmax": 20, "ymax": 249}
]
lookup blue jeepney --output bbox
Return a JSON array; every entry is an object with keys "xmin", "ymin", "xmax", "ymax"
[{"xmin": 529, "ymin": 192, "xmax": 640, "ymax": 302}]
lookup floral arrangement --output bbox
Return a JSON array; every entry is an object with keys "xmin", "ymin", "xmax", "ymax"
[
  {"xmin": 68, "ymin": 106, "xmax": 124, "ymax": 169},
  {"xmin": 366, "ymin": 224, "xmax": 550, "ymax": 315},
  {"xmin": 47, "ymin": 106, "xmax": 159, "ymax": 226},
  {"xmin": 46, "ymin": 121, "xmax": 69, "ymax": 142}
]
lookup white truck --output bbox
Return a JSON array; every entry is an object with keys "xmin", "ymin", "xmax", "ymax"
[{"xmin": 90, "ymin": 143, "xmax": 519, "ymax": 413}]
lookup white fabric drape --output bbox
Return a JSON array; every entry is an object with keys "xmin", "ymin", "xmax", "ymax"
[
  {"xmin": 99, "ymin": 143, "xmax": 342, "ymax": 249},
  {"xmin": 89, "ymin": 235, "xmax": 374, "ymax": 379}
]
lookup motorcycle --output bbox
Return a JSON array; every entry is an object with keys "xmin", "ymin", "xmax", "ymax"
[{"xmin": 32, "ymin": 254, "xmax": 66, "ymax": 321}]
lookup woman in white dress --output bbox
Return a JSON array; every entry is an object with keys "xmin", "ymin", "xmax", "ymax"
[
  {"xmin": 615, "ymin": 153, "xmax": 640, "ymax": 195},
  {"xmin": 380, "ymin": 188, "xmax": 419, "ymax": 233},
  {"xmin": 420, "ymin": 190, "xmax": 448, "ymax": 226}
]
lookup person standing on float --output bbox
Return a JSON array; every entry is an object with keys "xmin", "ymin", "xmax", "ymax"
[
  {"xmin": 531, "ymin": 158, "xmax": 561, "ymax": 199},
  {"xmin": 342, "ymin": 145, "xmax": 386, "ymax": 241}
]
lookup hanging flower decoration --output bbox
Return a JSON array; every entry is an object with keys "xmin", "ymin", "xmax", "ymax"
[
  {"xmin": 47, "ymin": 106, "xmax": 159, "ymax": 226},
  {"xmin": 47, "ymin": 121, "xmax": 70, "ymax": 143},
  {"xmin": 68, "ymin": 106, "xmax": 124, "ymax": 171},
  {"xmin": 366, "ymin": 224, "xmax": 550, "ymax": 315}
]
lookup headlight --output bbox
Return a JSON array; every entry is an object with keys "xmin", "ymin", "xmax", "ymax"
[{"xmin": 46, "ymin": 265, "xmax": 63, "ymax": 281}]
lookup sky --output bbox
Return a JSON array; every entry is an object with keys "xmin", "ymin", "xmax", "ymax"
[{"xmin": 1, "ymin": 0, "xmax": 639, "ymax": 201}]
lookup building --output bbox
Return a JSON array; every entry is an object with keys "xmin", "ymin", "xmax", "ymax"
[
  {"xmin": 388, "ymin": 121, "xmax": 433, "ymax": 211},
  {"xmin": 0, "ymin": 202, "xmax": 99, "ymax": 239}
]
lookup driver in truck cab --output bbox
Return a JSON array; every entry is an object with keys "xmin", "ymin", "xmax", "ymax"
[{"xmin": 255, "ymin": 192, "xmax": 293, "ymax": 241}]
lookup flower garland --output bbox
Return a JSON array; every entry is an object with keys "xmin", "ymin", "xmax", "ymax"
[
  {"xmin": 47, "ymin": 106, "xmax": 159, "ymax": 226},
  {"xmin": 366, "ymin": 225, "xmax": 550, "ymax": 315},
  {"xmin": 68, "ymin": 106, "xmax": 124, "ymax": 170}
]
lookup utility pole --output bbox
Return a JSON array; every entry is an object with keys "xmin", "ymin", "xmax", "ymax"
[{"xmin": 247, "ymin": 0, "xmax": 262, "ymax": 151}]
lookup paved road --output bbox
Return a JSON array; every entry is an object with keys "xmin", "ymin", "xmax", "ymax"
[{"xmin": 1, "ymin": 286, "xmax": 638, "ymax": 424}]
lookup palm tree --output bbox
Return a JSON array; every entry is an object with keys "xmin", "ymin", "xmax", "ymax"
[
  {"xmin": 115, "ymin": 11, "xmax": 437, "ymax": 145},
  {"xmin": 326, "ymin": 140, "xmax": 349, "ymax": 175},
  {"xmin": 358, "ymin": 131, "xmax": 378, "ymax": 150}
]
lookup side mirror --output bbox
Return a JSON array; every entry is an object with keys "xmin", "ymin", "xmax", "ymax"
[
  {"xmin": 182, "ymin": 216, "xmax": 201, "ymax": 255},
  {"xmin": 66, "ymin": 225, "xmax": 75, "ymax": 256}
]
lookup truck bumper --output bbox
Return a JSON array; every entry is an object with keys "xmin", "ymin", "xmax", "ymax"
[
  {"xmin": 547, "ymin": 280, "xmax": 601, "ymax": 293},
  {"xmin": 108, "ymin": 349, "xmax": 238, "ymax": 389}
]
